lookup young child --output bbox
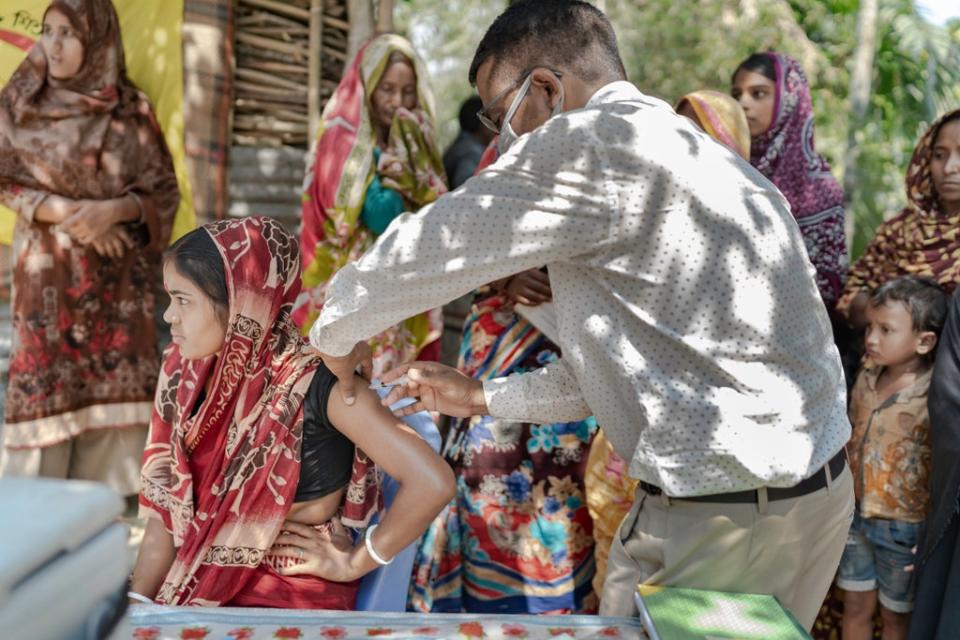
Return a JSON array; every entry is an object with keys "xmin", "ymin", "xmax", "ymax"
[{"xmin": 839, "ymin": 276, "xmax": 948, "ymax": 640}]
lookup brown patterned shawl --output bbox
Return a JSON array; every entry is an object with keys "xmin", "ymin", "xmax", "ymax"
[
  {"xmin": 838, "ymin": 108, "xmax": 960, "ymax": 315},
  {"xmin": 0, "ymin": 0, "xmax": 179, "ymax": 447}
]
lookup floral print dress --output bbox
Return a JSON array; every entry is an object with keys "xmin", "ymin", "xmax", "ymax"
[{"xmin": 409, "ymin": 293, "xmax": 598, "ymax": 614}]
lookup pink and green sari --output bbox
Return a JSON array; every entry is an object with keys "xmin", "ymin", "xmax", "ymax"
[{"xmin": 295, "ymin": 34, "xmax": 445, "ymax": 376}]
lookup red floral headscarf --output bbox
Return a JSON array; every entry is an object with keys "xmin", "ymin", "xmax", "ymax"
[{"xmin": 140, "ymin": 216, "xmax": 377, "ymax": 605}]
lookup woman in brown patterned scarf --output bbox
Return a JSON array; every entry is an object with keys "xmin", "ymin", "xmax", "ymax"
[
  {"xmin": 838, "ymin": 109, "xmax": 960, "ymax": 329},
  {"xmin": 811, "ymin": 110, "xmax": 960, "ymax": 640},
  {"xmin": 0, "ymin": 0, "xmax": 179, "ymax": 498}
]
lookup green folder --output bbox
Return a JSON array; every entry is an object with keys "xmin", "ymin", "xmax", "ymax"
[{"xmin": 634, "ymin": 585, "xmax": 811, "ymax": 640}]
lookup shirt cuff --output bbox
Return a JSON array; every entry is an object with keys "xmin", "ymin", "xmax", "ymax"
[
  {"xmin": 308, "ymin": 321, "xmax": 355, "ymax": 358},
  {"xmin": 482, "ymin": 376, "xmax": 524, "ymax": 420}
]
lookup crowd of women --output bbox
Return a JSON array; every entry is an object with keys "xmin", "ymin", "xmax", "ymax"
[{"xmin": 0, "ymin": 1, "xmax": 958, "ymax": 638}]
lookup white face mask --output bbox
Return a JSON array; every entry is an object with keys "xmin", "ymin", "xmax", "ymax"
[{"xmin": 497, "ymin": 73, "xmax": 565, "ymax": 155}]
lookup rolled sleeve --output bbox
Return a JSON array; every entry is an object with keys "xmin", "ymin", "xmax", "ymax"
[{"xmin": 483, "ymin": 357, "xmax": 592, "ymax": 424}]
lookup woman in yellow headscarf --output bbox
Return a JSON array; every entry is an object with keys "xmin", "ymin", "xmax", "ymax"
[
  {"xmin": 675, "ymin": 89, "xmax": 751, "ymax": 159},
  {"xmin": 295, "ymin": 34, "xmax": 446, "ymax": 376}
]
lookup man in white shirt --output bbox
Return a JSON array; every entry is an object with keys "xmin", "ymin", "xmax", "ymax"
[{"xmin": 309, "ymin": 0, "xmax": 853, "ymax": 627}]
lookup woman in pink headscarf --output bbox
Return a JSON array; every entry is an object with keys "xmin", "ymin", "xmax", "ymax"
[{"xmin": 731, "ymin": 52, "xmax": 847, "ymax": 310}]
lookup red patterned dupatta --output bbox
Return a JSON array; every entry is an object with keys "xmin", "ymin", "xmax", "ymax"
[
  {"xmin": 139, "ymin": 216, "xmax": 378, "ymax": 606},
  {"xmin": 748, "ymin": 53, "xmax": 847, "ymax": 308}
]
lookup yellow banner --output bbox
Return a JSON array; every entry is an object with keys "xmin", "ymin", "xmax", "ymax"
[{"xmin": 0, "ymin": 0, "xmax": 196, "ymax": 244}]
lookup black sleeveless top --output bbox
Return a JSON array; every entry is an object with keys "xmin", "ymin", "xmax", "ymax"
[
  {"xmin": 293, "ymin": 362, "xmax": 356, "ymax": 502},
  {"xmin": 189, "ymin": 363, "xmax": 354, "ymax": 502}
]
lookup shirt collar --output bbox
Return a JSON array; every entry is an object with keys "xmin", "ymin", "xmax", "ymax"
[
  {"xmin": 862, "ymin": 364, "xmax": 933, "ymax": 405},
  {"xmin": 586, "ymin": 81, "xmax": 643, "ymax": 108}
]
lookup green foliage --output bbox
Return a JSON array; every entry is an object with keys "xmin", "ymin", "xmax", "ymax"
[
  {"xmin": 607, "ymin": 0, "xmax": 960, "ymax": 258},
  {"xmin": 844, "ymin": 0, "xmax": 960, "ymax": 255},
  {"xmin": 396, "ymin": 0, "xmax": 960, "ymax": 259}
]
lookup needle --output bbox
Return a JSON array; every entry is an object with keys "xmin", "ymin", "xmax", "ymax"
[{"xmin": 368, "ymin": 375, "xmax": 410, "ymax": 390}]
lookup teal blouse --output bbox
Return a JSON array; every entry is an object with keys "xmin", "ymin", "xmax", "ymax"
[{"xmin": 361, "ymin": 148, "xmax": 405, "ymax": 235}]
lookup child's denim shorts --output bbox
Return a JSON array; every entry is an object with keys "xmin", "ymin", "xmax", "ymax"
[{"xmin": 837, "ymin": 512, "xmax": 920, "ymax": 613}]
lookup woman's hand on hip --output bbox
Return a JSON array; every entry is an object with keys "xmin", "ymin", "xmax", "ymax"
[{"xmin": 272, "ymin": 520, "xmax": 370, "ymax": 582}]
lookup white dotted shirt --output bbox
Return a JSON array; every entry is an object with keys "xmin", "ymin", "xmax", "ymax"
[{"xmin": 312, "ymin": 81, "xmax": 850, "ymax": 497}]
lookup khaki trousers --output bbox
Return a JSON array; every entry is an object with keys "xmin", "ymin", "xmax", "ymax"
[
  {"xmin": 0, "ymin": 425, "xmax": 147, "ymax": 496},
  {"xmin": 599, "ymin": 464, "xmax": 854, "ymax": 630}
]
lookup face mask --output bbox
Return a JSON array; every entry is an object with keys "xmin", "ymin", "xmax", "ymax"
[{"xmin": 497, "ymin": 73, "xmax": 565, "ymax": 155}]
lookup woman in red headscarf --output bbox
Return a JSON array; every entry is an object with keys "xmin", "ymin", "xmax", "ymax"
[
  {"xmin": 0, "ymin": 0, "xmax": 179, "ymax": 496},
  {"xmin": 130, "ymin": 217, "xmax": 454, "ymax": 607}
]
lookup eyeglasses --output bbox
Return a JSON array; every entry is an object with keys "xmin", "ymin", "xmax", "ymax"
[{"xmin": 476, "ymin": 68, "xmax": 563, "ymax": 134}]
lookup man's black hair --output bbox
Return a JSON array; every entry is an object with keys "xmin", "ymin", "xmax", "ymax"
[
  {"xmin": 468, "ymin": 0, "xmax": 626, "ymax": 87},
  {"xmin": 869, "ymin": 276, "xmax": 948, "ymax": 362},
  {"xmin": 732, "ymin": 53, "xmax": 776, "ymax": 84}
]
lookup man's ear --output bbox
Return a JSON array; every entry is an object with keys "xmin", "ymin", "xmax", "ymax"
[
  {"xmin": 916, "ymin": 330, "xmax": 938, "ymax": 356},
  {"xmin": 530, "ymin": 68, "xmax": 562, "ymax": 109}
]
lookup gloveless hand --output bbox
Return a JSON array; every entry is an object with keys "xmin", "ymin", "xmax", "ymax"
[
  {"xmin": 90, "ymin": 226, "xmax": 135, "ymax": 259},
  {"xmin": 59, "ymin": 197, "xmax": 129, "ymax": 245},
  {"xmin": 271, "ymin": 520, "xmax": 370, "ymax": 583},
  {"xmin": 320, "ymin": 341, "xmax": 373, "ymax": 406},
  {"xmin": 505, "ymin": 268, "xmax": 552, "ymax": 306},
  {"xmin": 380, "ymin": 361, "xmax": 487, "ymax": 418}
]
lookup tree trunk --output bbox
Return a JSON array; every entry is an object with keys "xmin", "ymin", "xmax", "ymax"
[
  {"xmin": 347, "ymin": 0, "xmax": 374, "ymax": 62},
  {"xmin": 843, "ymin": 0, "xmax": 879, "ymax": 243},
  {"xmin": 308, "ymin": 0, "xmax": 324, "ymax": 144},
  {"xmin": 376, "ymin": 0, "xmax": 394, "ymax": 34}
]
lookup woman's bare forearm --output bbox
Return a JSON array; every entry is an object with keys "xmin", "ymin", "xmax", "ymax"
[
  {"xmin": 129, "ymin": 517, "xmax": 176, "ymax": 600},
  {"xmin": 328, "ymin": 382, "xmax": 455, "ymax": 576}
]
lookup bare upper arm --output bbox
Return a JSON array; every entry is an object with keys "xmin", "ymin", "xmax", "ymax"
[{"xmin": 325, "ymin": 376, "xmax": 449, "ymax": 486}]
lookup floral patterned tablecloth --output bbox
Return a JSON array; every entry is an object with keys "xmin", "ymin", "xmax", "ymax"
[{"xmin": 114, "ymin": 606, "xmax": 645, "ymax": 640}]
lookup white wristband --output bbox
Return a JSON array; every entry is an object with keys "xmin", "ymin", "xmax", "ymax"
[
  {"xmin": 364, "ymin": 524, "xmax": 392, "ymax": 566},
  {"xmin": 127, "ymin": 591, "xmax": 154, "ymax": 604}
]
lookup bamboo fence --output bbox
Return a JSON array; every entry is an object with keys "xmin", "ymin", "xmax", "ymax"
[{"xmin": 233, "ymin": 0, "xmax": 349, "ymax": 148}]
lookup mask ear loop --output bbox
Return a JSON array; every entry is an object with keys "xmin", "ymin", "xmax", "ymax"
[
  {"xmin": 500, "ymin": 74, "xmax": 534, "ymax": 136},
  {"xmin": 551, "ymin": 79, "xmax": 565, "ymax": 116}
]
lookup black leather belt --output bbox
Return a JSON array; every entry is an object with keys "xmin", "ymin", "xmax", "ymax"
[{"xmin": 640, "ymin": 450, "xmax": 847, "ymax": 504}]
